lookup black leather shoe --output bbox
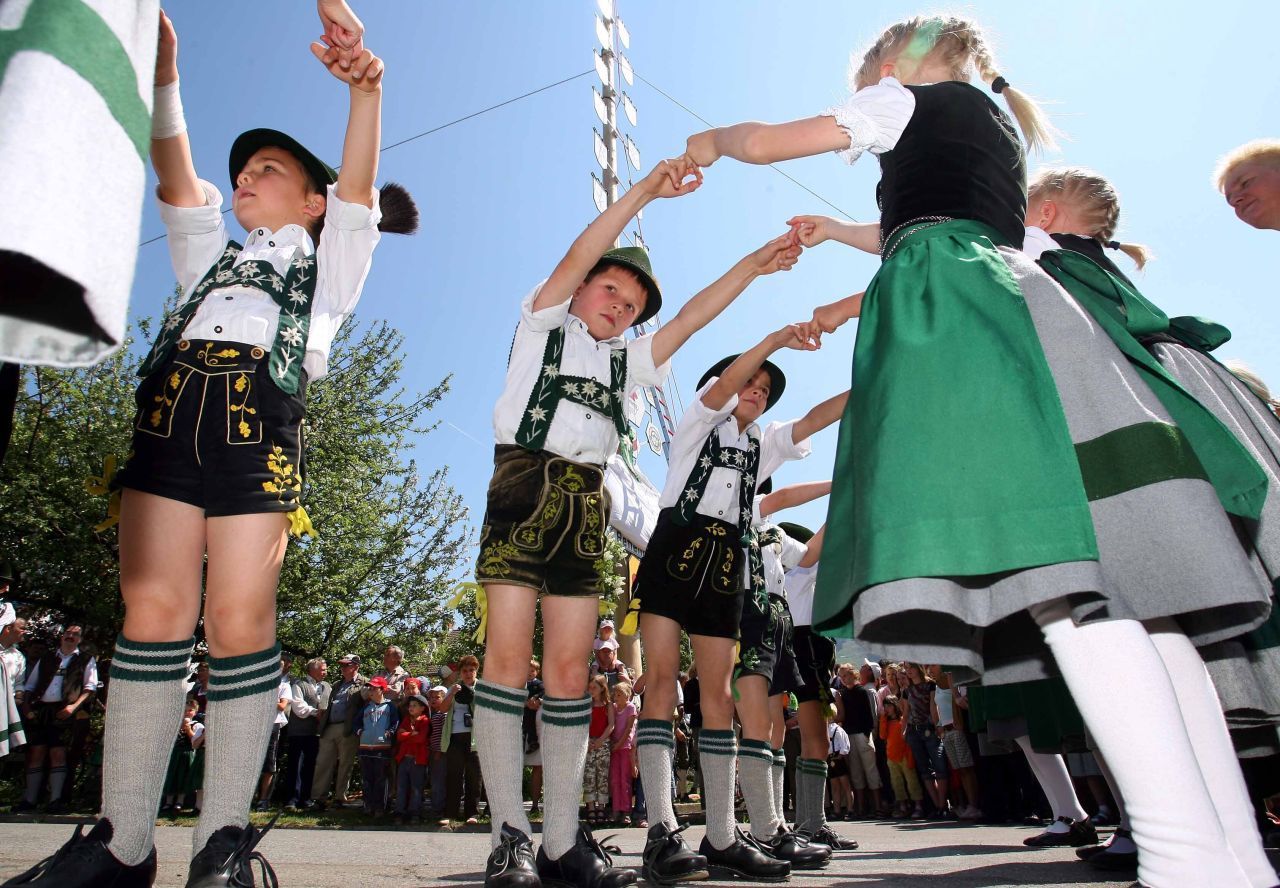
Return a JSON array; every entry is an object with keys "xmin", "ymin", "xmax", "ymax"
[
  {"xmin": 764, "ymin": 827, "xmax": 830, "ymax": 870},
  {"xmin": 2, "ymin": 819, "xmax": 156, "ymax": 887},
  {"xmin": 536, "ymin": 822, "xmax": 636, "ymax": 888},
  {"xmin": 486, "ymin": 823, "xmax": 541, "ymax": 887},
  {"xmin": 185, "ymin": 815, "xmax": 279, "ymax": 887},
  {"xmin": 641, "ymin": 822, "xmax": 708, "ymax": 885},
  {"xmin": 1023, "ymin": 816, "xmax": 1098, "ymax": 848},
  {"xmin": 698, "ymin": 829, "xmax": 789, "ymax": 882},
  {"xmin": 806, "ymin": 823, "xmax": 859, "ymax": 851},
  {"xmin": 1084, "ymin": 829, "xmax": 1139, "ymax": 872}
]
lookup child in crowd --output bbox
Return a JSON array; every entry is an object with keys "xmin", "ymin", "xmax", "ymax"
[
  {"xmin": 826, "ymin": 718, "xmax": 852, "ymax": 820},
  {"xmin": 426, "ymin": 685, "xmax": 448, "ymax": 819},
  {"xmin": 879, "ymin": 697, "xmax": 923, "ymax": 819},
  {"xmin": 12, "ymin": 5, "xmax": 418, "ymax": 885},
  {"xmin": 394, "ymin": 694, "xmax": 431, "ymax": 824},
  {"xmin": 633, "ymin": 332, "xmax": 848, "ymax": 883},
  {"xmin": 472, "ymin": 145, "xmax": 805, "ymax": 888},
  {"xmin": 610, "ymin": 682, "xmax": 639, "ymax": 825},
  {"xmin": 358, "ymin": 676, "xmax": 399, "ymax": 816},
  {"xmin": 160, "ymin": 697, "xmax": 205, "ymax": 815},
  {"xmin": 584, "ymin": 675, "xmax": 614, "ymax": 824}
]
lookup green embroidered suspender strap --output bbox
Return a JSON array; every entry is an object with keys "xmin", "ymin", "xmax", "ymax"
[
  {"xmin": 673, "ymin": 424, "xmax": 761, "ymax": 567},
  {"xmin": 138, "ymin": 241, "xmax": 319, "ymax": 395},
  {"xmin": 514, "ymin": 327, "xmax": 630, "ymax": 452},
  {"xmin": 746, "ymin": 524, "xmax": 784, "ymax": 613}
]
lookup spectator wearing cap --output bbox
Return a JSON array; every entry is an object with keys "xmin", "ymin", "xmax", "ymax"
[
  {"xmin": 357, "ymin": 675, "xmax": 399, "ymax": 816},
  {"xmin": 0, "ymin": 605, "xmax": 28, "ymax": 759},
  {"xmin": 593, "ymin": 618, "xmax": 616, "ymax": 650},
  {"xmin": 590, "ymin": 636, "xmax": 630, "ymax": 688},
  {"xmin": 283, "ymin": 657, "xmax": 329, "ymax": 810},
  {"xmin": 254, "ymin": 651, "xmax": 294, "ymax": 811},
  {"xmin": 425, "ymin": 685, "xmax": 449, "ymax": 817},
  {"xmin": 394, "ymin": 693, "xmax": 431, "ymax": 823},
  {"xmin": 312, "ymin": 654, "xmax": 364, "ymax": 809}
]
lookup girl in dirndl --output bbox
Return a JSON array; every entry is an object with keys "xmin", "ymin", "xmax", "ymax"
[{"xmin": 681, "ymin": 14, "xmax": 1274, "ymax": 887}]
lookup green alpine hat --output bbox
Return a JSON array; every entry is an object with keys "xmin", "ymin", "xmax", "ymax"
[
  {"xmin": 777, "ymin": 522, "xmax": 813, "ymax": 544},
  {"xmin": 597, "ymin": 245, "xmax": 662, "ymax": 326},
  {"xmin": 229, "ymin": 128, "xmax": 337, "ymax": 194},
  {"xmin": 698, "ymin": 354, "xmax": 786, "ymax": 411}
]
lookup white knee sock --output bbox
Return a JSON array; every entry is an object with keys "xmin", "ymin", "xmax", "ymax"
[
  {"xmin": 1013, "ymin": 735, "xmax": 1087, "ymax": 826},
  {"xmin": 472, "ymin": 680, "xmax": 531, "ymax": 848},
  {"xmin": 698, "ymin": 729, "xmax": 738, "ymax": 850},
  {"xmin": 637, "ymin": 720, "xmax": 677, "ymax": 831},
  {"xmin": 1031, "ymin": 601, "xmax": 1249, "ymax": 887},
  {"xmin": 1146, "ymin": 620, "xmax": 1277, "ymax": 888},
  {"xmin": 539, "ymin": 695, "xmax": 591, "ymax": 860},
  {"xmin": 738, "ymin": 739, "xmax": 775, "ymax": 840},
  {"xmin": 771, "ymin": 747, "xmax": 786, "ymax": 830}
]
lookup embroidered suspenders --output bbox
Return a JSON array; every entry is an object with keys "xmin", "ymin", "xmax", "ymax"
[
  {"xmin": 514, "ymin": 327, "xmax": 630, "ymax": 452},
  {"xmin": 746, "ymin": 525, "xmax": 784, "ymax": 614},
  {"xmin": 673, "ymin": 424, "xmax": 760, "ymax": 539},
  {"xmin": 138, "ymin": 241, "xmax": 318, "ymax": 395}
]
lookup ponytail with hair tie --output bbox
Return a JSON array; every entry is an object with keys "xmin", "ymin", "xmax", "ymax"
[
  {"xmin": 991, "ymin": 75, "xmax": 1009, "ymax": 94},
  {"xmin": 1105, "ymin": 240, "xmax": 1122, "ymax": 250}
]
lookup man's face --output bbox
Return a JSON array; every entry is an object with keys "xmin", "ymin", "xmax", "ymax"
[
  {"xmin": 309, "ymin": 660, "xmax": 327, "ymax": 680},
  {"xmin": 1224, "ymin": 160, "xmax": 1280, "ymax": 230},
  {"xmin": 596, "ymin": 646, "xmax": 617, "ymax": 670},
  {"xmin": 197, "ymin": 664, "xmax": 209, "ymax": 685},
  {"xmin": 383, "ymin": 647, "xmax": 401, "ymax": 672},
  {"xmin": 0, "ymin": 618, "xmax": 26, "ymax": 647},
  {"xmin": 61, "ymin": 626, "xmax": 82, "ymax": 649},
  {"xmin": 281, "ymin": 657, "xmax": 293, "ymax": 674},
  {"xmin": 859, "ymin": 665, "xmax": 874, "ymax": 685},
  {"xmin": 340, "ymin": 662, "xmax": 358, "ymax": 681}
]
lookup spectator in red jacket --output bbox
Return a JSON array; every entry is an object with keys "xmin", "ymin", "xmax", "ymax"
[{"xmin": 394, "ymin": 694, "xmax": 431, "ymax": 824}]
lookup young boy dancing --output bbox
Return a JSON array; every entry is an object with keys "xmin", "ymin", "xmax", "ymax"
[{"xmin": 475, "ymin": 156, "xmax": 805, "ymax": 888}]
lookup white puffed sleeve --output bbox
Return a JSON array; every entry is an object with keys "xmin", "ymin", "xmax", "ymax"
[{"xmin": 822, "ymin": 77, "xmax": 916, "ymax": 165}]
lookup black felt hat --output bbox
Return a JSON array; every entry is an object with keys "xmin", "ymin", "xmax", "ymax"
[
  {"xmin": 777, "ymin": 522, "xmax": 813, "ymax": 544},
  {"xmin": 698, "ymin": 354, "xmax": 786, "ymax": 411},
  {"xmin": 229, "ymin": 128, "xmax": 337, "ymax": 193},
  {"xmin": 597, "ymin": 246, "xmax": 663, "ymax": 326}
]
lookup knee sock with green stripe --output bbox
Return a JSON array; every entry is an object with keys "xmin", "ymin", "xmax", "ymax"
[
  {"xmin": 473, "ymin": 679, "xmax": 530, "ymax": 847},
  {"xmin": 637, "ymin": 719, "xmax": 677, "ymax": 830},
  {"xmin": 540, "ymin": 695, "xmax": 592, "ymax": 860},
  {"xmin": 699, "ymin": 729, "xmax": 738, "ymax": 850},
  {"xmin": 100, "ymin": 635, "xmax": 194, "ymax": 866},
  {"xmin": 195, "ymin": 643, "xmax": 282, "ymax": 853},
  {"xmin": 772, "ymin": 747, "xmax": 787, "ymax": 831},
  {"xmin": 739, "ymin": 739, "xmax": 776, "ymax": 840},
  {"xmin": 796, "ymin": 757, "xmax": 828, "ymax": 836}
]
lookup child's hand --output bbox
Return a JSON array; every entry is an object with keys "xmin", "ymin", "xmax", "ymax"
[
  {"xmin": 638, "ymin": 157, "xmax": 702, "ymax": 199},
  {"xmin": 748, "ymin": 232, "xmax": 803, "ymax": 276},
  {"xmin": 684, "ymin": 130, "xmax": 720, "ymax": 167},
  {"xmin": 311, "ymin": 38, "xmax": 384, "ymax": 92},
  {"xmin": 772, "ymin": 323, "xmax": 820, "ymax": 352},
  {"xmin": 155, "ymin": 10, "xmax": 178, "ymax": 87},
  {"xmin": 317, "ymin": 0, "xmax": 364, "ymax": 70},
  {"xmin": 786, "ymin": 214, "xmax": 836, "ymax": 248}
]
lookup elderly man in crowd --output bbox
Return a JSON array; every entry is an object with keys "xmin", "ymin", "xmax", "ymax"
[
  {"xmin": 590, "ymin": 635, "xmax": 630, "ymax": 688},
  {"xmin": 366, "ymin": 645, "xmax": 408, "ymax": 703},
  {"xmin": 0, "ymin": 607, "xmax": 27, "ymax": 757},
  {"xmin": 1217, "ymin": 139, "xmax": 1280, "ymax": 230},
  {"xmin": 15, "ymin": 624, "xmax": 98, "ymax": 814},
  {"xmin": 283, "ymin": 657, "xmax": 329, "ymax": 810},
  {"xmin": 312, "ymin": 653, "xmax": 365, "ymax": 809}
]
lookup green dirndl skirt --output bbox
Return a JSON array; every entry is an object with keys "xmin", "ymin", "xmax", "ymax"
[
  {"xmin": 813, "ymin": 220, "xmax": 1271, "ymax": 685},
  {"xmin": 966, "ymin": 678, "xmax": 1084, "ymax": 753}
]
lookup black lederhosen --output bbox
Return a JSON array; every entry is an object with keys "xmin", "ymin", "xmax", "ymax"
[
  {"xmin": 26, "ymin": 702, "xmax": 77, "ymax": 748},
  {"xmin": 737, "ymin": 592, "xmax": 802, "ymax": 696},
  {"xmin": 634, "ymin": 508, "xmax": 743, "ymax": 639},
  {"xmin": 792, "ymin": 626, "xmax": 836, "ymax": 705},
  {"xmin": 114, "ymin": 340, "xmax": 306, "ymax": 517},
  {"xmin": 475, "ymin": 445, "xmax": 610, "ymax": 597}
]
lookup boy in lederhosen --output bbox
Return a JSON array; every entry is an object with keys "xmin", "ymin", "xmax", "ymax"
[
  {"xmin": 9, "ymin": 13, "xmax": 416, "ymax": 888},
  {"xmin": 473, "ymin": 154, "xmax": 808, "ymax": 888},
  {"xmin": 629, "ymin": 337, "xmax": 846, "ymax": 884},
  {"xmin": 735, "ymin": 481, "xmax": 834, "ymax": 869}
]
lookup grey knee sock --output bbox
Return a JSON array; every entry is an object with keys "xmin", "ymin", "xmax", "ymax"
[
  {"xmin": 195, "ymin": 643, "xmax": 282, "ymax": 853},
  {"xmin": 24, "ymin": 768, "xmax": 43, "ymax": 804},
  {"xmin": 637, "ymin": 719, "xmax": 677, "ymax": 830},
  {"xmin": 101, "ymin": 635, "xmax": 194, "ymax": 866},
  {"xmin": 772, "ymin": 747, "xmax": 786, "ymax": 830},
  {"xmin": 699, "ymin": 729, "xmax": 738, "ymax": 850},
  {"xmin": 473, "ymin": 679, "xmax": 531, "ymax": 848},
  {"xmin": 796, "ymin": 757, "xmax": 828, "ymax": 835},
  {"xmin": 48, "ymin": 765, "xmax": 68, "ymax": 802},
  {"xmin": 739, "ymin": 740, "xmax": 775, "ymax": 839},
  {"xmin": 540, "ymin": 695, "xmax": 592, "ymax": 860}
]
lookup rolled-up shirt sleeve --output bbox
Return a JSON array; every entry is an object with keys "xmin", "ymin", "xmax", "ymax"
[
  {"xmin": 309, "ymin": 184, "xmax": 383, "ymax": 370},
  {"xmin": 759, "ymin": 418, "xmax": 812, "ymax": 480},
  {"xmin": 822, "ymin": 77, "xmax": 916, "ymax": 165},
  {"xmin": 520, "ymin": 279, "xmax": 572, "ymax": 333},
  {"xmin": 157, "ymin": 179, "xmax": 230, "ymax": 295},
  {"xmin": 625, "ymin": 333, "xmax": 670, "ymax": 389}
]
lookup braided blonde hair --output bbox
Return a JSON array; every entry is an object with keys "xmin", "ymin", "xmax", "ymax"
[
  {"xmin": 852, "ymin": 16, "xmax": 1057, "ymax": 154},
  {"xmin": 1027, "ymin": 167, "xmax": 1152, "ymax": 269}
]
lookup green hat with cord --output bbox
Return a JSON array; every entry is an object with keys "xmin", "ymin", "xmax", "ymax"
[{"xmin": 595, "ymin": 245, "xmax": 663, "ymax": 326}]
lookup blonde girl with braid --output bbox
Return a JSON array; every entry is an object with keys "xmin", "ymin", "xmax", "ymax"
[{"xmin": 683, "ymin": 15, "xmax": 1275, "ymax": 887}]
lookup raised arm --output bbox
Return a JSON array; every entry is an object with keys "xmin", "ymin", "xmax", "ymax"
[
  {"xmin": 787, "ymin": 215, "xmax": 880, "ymax": 255},
  {"xmin": 684, "ymin": 117, "xmax": 852, "ymax": 167},
  {"xmin": 539, "ymin": 158, "xmax": 701, "ymax": 312},
  {"xmin": 310, "ymin": 38, "xmax": 383, "ymax": 207},
  {"xmin": 150, "ymin": 11, "xmax": 204, "ymax": 208},
  {"xmin": 760, "ymin": 480, "xmax": 832, "ymax": 518},
  {"xmin": 801, "ymin": 293, "xmax": 865, "ymax": 348},
  {"xmin": 799, "ymin": 524, "xmax": 825, "ymax": 568},
  {"xmin": 793, "ymin": 389, "xmax": 849, "ymax": 442},
  {"xmin": 650, "ymin": 232, "xmax": 802, "ymax": 367},
  {"xmin": 701, "ymin": 324, "xmax": 816, "ymax": 412}
]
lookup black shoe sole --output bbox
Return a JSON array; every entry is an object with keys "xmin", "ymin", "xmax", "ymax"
[
  {"xmin": 1086, "ymin": 852, "xmax": 1139, "ymax": 872},
  {"xmin": 705, "ymin": 864, "xmax": 789, "ymax": 883},
  {"xmin": 641, "ymin": 864, "xmax": 710, "ymax": 886}
]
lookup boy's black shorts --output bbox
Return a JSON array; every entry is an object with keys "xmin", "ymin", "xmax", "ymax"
[
  {"xmin": 113, "ymin": 340, "xmax": 306, "ymax": 518},
  {"xmin": 475, "ymin": 445, "xmax": 610, "ymax": 597},
  {"xmin": 635, "ymin": 509, "xmax": 743, "ymax": 639},
  {"xmin": 737, "ymin": 592, "xmax": 802, "ymax": 696},
  {"xmin": 792, "ymin": 626, "xmax": 836, "ymax": 705}
]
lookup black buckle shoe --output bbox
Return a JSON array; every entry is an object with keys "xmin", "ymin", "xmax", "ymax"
[
  {"xmin": 805, "ymin": 823, "xmax": 859, "ymax": 852},
  {"xmin": 185, "ymin": 815, "xmax": 279, "ymax": 887},
  {"xmin": 536, "ymin": 822, "xmax": 636, "ymax": 888},
  {"xmin": 641, "ymin": 822, "xmax": 709, "ymax": 885},
  {"xmin": 764, "ymin": 827, "xmax": 830, "ymax": 870},
  {"xmin": 1082, "ymin": 828, "xmax": 1139, "ymax": 872},
  {"xmin": 2, "ymin": 819, "xmax": 157, "ymax": 887},
  {"xmin": 486, "ymin": 823, "xmax": 541, "ymax": 887},
  {"xmin": 698, "ymin": 829, "xmax": 789, "ymax": 882},
  {"xmin": 1023, "ymin": 816, "xmax": 1098, "ymax": 848}
]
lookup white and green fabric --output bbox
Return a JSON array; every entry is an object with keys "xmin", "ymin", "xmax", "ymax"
[
  {"xmin": 0, "ymin": 0, "xmax": 158, "ymax": 366},
  {"xmin": 0, "ymin": 599, "xmax": 25, "ymax": 756}
]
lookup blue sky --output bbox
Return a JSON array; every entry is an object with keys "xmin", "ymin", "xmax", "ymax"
[{"xmin": 132, "ymin": 2, "xmax": 1279, "ymax": 583}]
